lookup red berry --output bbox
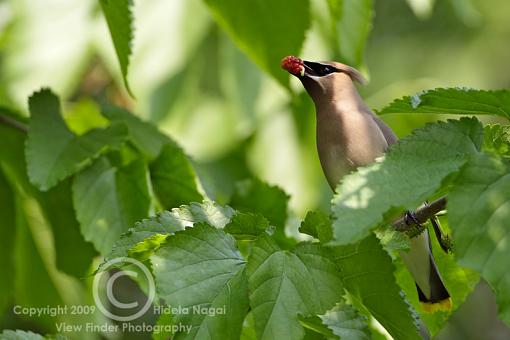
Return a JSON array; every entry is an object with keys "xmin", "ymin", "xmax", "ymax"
[{"xmin": 281, "ymin": 56, "xmax": 303, "ymax": 75}]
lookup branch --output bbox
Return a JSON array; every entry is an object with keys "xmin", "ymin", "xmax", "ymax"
[
  {"xmin": 392, "ymin": 196, "xmax": 447, "ymax": 232},
  {"xmin": 0, "ymin": 114, "xmax": 28, "ymax": 133}
]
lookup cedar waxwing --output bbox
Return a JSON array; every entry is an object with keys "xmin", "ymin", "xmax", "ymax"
[{"xmin": 282, "ymin": 56, "xmax": 452, "ymax": 312}]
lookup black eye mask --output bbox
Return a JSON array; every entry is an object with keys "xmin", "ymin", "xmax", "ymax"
[{"xmin": 303, "ymin": 61, "xmax": 339, "ymax": 77}]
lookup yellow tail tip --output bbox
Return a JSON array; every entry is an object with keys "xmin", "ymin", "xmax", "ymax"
[{"xmin": 420, "ymin": 297, "xmax": 452, "ymax": 313}]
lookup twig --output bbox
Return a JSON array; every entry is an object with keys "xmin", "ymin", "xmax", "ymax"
[
  {"xmin": 0, "ymin": 114, "xmax": 28, "ymax": 133},
  {"xmin": 392, "ymin": 196, "xmax": 447, "ymax": 232}
]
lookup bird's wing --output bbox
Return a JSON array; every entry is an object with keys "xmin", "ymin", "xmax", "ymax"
[{"xmin": 370, "ymin": 114, "xmax": 398, "ymax": 146}]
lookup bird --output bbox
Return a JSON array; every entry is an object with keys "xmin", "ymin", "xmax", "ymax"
[{"xmin": 281, "ymin": 56, "xmax": 452, "ymax": 313}]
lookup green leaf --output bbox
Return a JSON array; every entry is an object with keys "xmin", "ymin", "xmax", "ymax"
[
  {"xmin": 151, "ymin": 223, "xmax": 249, "ymax": 339},
  {"xmin": 300, "ymin": 303, "xmax": 370, "ymax": 340},
  {"xmin": 203, "ymin": 0, "xmax": 310, "ymax": 87},
  {"xmin": 328, "ymin": 0, "xmax": 373, "ymax": 68},
  {"xmin": 37, "ymin": 180, "xmax": 97, "ymax": 278},
  {"xmin": 319, "ymin": 303, "xmax": 370, "ymax": 339},
  {"xmin": 231, "ymin": 178, "xmax": 290, "ymax": 238},
  {"xmin": 99, "ymin": 0, "xmax": 134, "ymax": 96},
  {"xmin": 247, "ymin": 236, "xmax": 344, "ymax": 339},
  {"xmin": 377, "ymin": 88, "xmax": 510, "ymax": 119},
  {"xmin": 331, "ymin": 235, "xmax": 421, "ymax": 340},
  {"xmin": 150, "ymin": 142, "xmax": 203, "ymax": 209},
  {"xmin": 73, "ymin": 157, "xmax": 150, "ymax": 255},
  {"xmin": 26, "ymin": 89, "xmax": 127, "ymax": 191},
  {"xmin": 152, "ymin": 311, "xmax": 174, "ymax": 340},
  {"xmin": 108, "ymin": 201, "xmax": 235, "ymax": 259},
  {"xmin": 331, "ymin": 118, "xmax": 483, "ymax": 245},
  {"xmin": 449, "ymin": 153, "xmax": 510, "ymax": 325},
  {"xmin": 224, "ymin": 212, "xmax": 270, "ymax": 240},
  {"xmin": 483, "ymin": 124, "xmax": 510, "ymax": 158},
  {"xmin": 102, "ymin": 106, "xmax": 169, "ymax": 159},
  {"xmin": 299, "ymin": 210, "xmax": 333, "ymax": 243}
]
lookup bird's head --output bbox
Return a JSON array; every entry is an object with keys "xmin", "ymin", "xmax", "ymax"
[{"xmin": 281, "ymin": 56, "xmax": 366, "ymax": 103}]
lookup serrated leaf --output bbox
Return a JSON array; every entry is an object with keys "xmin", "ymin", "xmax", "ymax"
[
  {"xmin": 108, "ymin": 201, "xmax": 235, "ymax": 260},
  {"xmin": 331, "ymin": 235, "xmax": 421, "ymax": 340},
  {"xmin": 151, "ymin": 224, "xmax": 249, "ymax": 339},
  {"xmin": 150, "ymin": 142, "xmax": 203, "ymax": 209},
  {"xmin": 26, "ymin": 89, "xmax": 127, "ymax": 191},
  {"xmin": 483, "ymin": 124, "xmax": 510, "ymax": 158},
  {"xmin": 99, "ymin": 0, "xmax": 134, "ymax": 96},
  {"xmin": 331, "ymin": 118, "xmax": 483, "ymax": 245},
  {"xmin": 203, "ymin": 0, "xmax": 310, "ymax": 87},
  {"xmin": 299, "ymin": 210, "xmax": 333, "ymax": 243},
  {"xmin": 247, "ymin": 236, "xmax": 344, "ymax": 339},
  {"xmin": 449, "ymin": 153, "xmax": 510, "ymax": 325},
  {"xmin": 377, "ymin": 88, "xmax": 510, "ymax": 119},
  {"xmin": 223, "ymin": 212, "xmax": 270, "ymax": 240},
  {"xmin": 73, "ymin": 157, "xmax": 150, "ymax": 255},
  {"xmin": 102, "ymin": 106, "xmax": 169, "ymax": 159}
]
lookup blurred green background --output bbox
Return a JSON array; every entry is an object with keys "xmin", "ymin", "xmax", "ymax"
[{"xmin": 1, "ymin": 0, "xmax": 509, "ymax": 338}]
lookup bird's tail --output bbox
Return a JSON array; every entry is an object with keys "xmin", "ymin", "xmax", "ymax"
[{"xmin": 400, "ymin": 229, "xmax": 452, "ymax": 313}]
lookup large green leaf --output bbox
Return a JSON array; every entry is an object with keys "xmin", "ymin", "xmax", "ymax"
[
  {"xmin": 203, "ymin": 0, "xmax": 310, "ymax": 87},
  {"xmin": 73, "ymin": 157, "xmax": 150, "ymax": 255},
  {"xmin": 247, "ymin": 236, "xmax": 344, "ymax": 339},
  {"xmin": 331, "ymin": 118, "xmax": 483, "ymax": 245},
  {"xmin": 108, "ymin": 201, "xmax": 235, "ymax": 260},
  {"xmin": 99, "ymin": 0, "xmax": 134, "ymax": 96},
  {"xmin": 377, "ymin": 88, "xmax": 510, "ymax": 119},
  {"xmin": 26, "ymin": 89, "xmax": 127, "ymax": 191},
  {"xmin": 150, "ymin": 142, "xmax": 203, "ymax": 209},
  {"xmin": 331, "ymin": 235, "xmax": 421, "ymax": 340},
  {"xmin": 151, "ymin": 223, "xmax": 249, "ymax": 339},
  {"xmin": 449, "ymin": 153, "xmax": 510, "ymax": 325}
]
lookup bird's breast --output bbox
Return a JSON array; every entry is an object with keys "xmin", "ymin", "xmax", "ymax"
[{"xmin": 316, "ymin": 109, "xmax": 388, "ymax": 190}]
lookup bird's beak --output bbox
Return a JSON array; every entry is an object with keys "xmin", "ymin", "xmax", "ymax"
[{"xmin": 301, "ymin": 61, "xmax": 320, "ymax": 77}]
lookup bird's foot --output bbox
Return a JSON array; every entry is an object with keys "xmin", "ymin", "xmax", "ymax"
[{"xmin": 404, "ymin": 210, "xmax": 427, "ymax": 238}]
